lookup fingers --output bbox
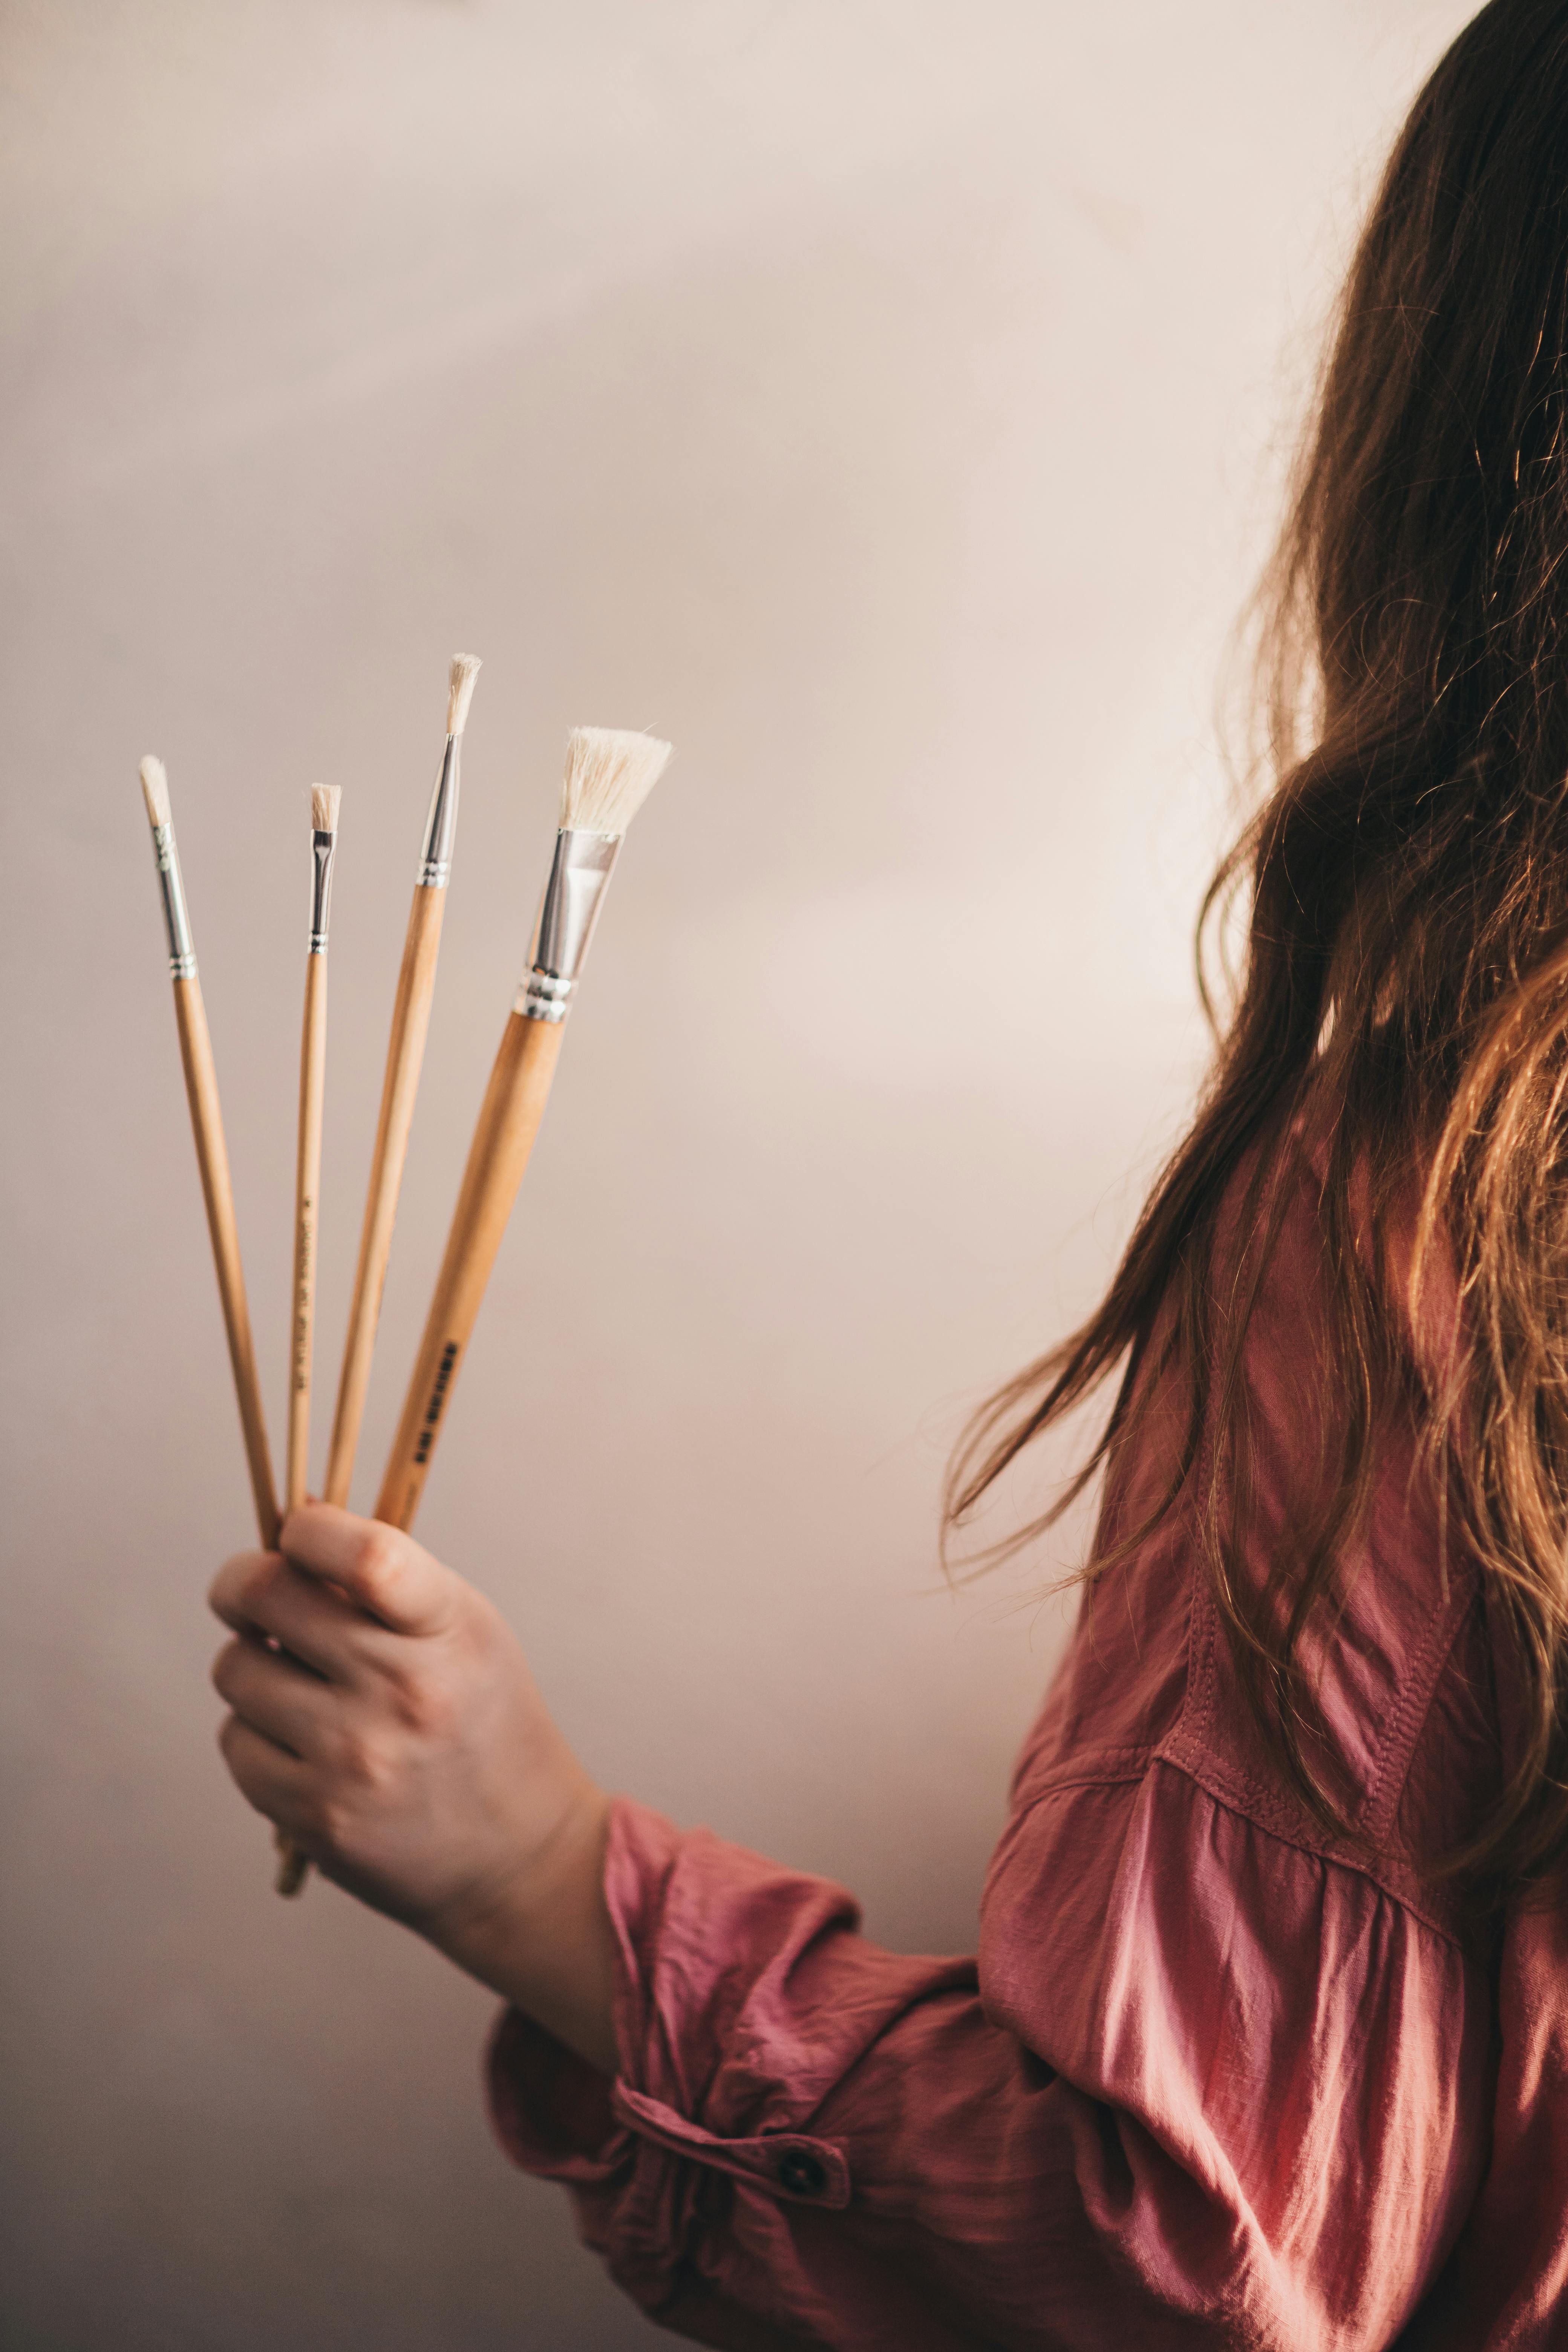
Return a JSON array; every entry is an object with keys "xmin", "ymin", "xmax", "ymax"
[
  {"xmin": 278, "ymin": 1503, "xmax": 459, "ymax": 1637},
  {"xmin": 209, "ymin": 1550, "xmax": 369, "ymax": 1682},
  {"xmin": 211, "ymin": 1634, "xmax": 341, "ymax": 1760},
  {"xmin": 218, "ymin": 1712, "xmax": 312, "ymax": 1832}
]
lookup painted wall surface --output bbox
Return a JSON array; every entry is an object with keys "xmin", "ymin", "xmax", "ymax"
[{"xmin": 0, "ymin": 4, "xmax": 1472, "ymax": 2345}]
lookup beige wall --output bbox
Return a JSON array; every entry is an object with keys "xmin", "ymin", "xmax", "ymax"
[{"xmin": 0, "ymin": 4, "xmax": 1471, "ymax": 2344}]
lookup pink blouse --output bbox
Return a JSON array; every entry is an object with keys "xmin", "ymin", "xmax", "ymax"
[{"xmin": 487, "ymin": 1156, "xmax": 1568, "ymax": 2347}]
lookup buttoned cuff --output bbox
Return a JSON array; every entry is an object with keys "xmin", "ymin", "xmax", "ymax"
[
  {"xmin": 484, "ymin": 1797, "xmax": 851, "ymax": 2219},
  {"xmin": 487, "ymin": 2008, "xmax": 850, "ymax": 2205}
]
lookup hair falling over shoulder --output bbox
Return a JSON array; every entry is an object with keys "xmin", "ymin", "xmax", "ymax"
[{"xmin": 947, "ymin": 0, "xmax": 1568, "ymax": 1899}]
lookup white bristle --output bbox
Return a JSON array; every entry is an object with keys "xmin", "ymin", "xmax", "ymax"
[
  {"xmin": 139, "ymin": 755, "xmax": 171, "ymax": 829},
  {"xmin": 447, "ymin": 653, "xmax": 482, "ymax": 736},
  {"xmin": 311, "ymin": 782, "xmax": 341, "ymax": 831},
  {"xmin": 558, "ymin": 727, "xmax": 672, "ymax": 837}
]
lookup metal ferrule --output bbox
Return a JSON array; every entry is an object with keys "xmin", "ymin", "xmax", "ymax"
[
  {"xmin": 150, "ymin": 822, "xmax": 197, "ymax": 979},
  {"xmin": 417, "ymin": 734, "xmax": 461, "ymax": 888},
  {"xmin": 514, "ymin": 828, "xmax": 622, "ymax": 1023},
  {"xmin": 308, "ymin": 829, "xmax": 338, "ymax": 955}
]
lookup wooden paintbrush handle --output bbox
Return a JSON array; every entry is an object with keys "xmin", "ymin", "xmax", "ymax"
[
  {"xmin": 277, "ymin": 948, "xmax": 329, "ymax": 1903},
  {"xmin": 173, "ymin": 975, "xmax": 280, "ymax": 1550},
  {"xmin": 173, "ymin": 950, "xmax": 302, "ymax": 1895},
  {"xmin": 376, "ymin": 1010, "xmax": 565, "ymax": 1533},
  {"xmin": 288, "ymin": 953, "xmax": 328, "ymax": 1514},
  {"xmin": 324, "ymin": 884, "xmax": 446, "ymax": 1507}
]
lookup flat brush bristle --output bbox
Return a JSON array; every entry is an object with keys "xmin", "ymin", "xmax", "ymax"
[
  {"xmin": 311, "ymin": 782, "xmax": 341, "ymax": 831},
  {"xmin": 559, "ymin": 727, "xmax": 672, "ymax": 837},
  {"xmin": 139, "ymin": 755, "xmax": 171, "ymax": 829},
  {"xmin": 447, "ymin": 653, "xmax": 482, "ymax": 736}
]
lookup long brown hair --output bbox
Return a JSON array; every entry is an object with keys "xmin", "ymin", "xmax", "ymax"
[{"xmin": 947, "ymin": 0, "xmax": 1568, "ymax": 1894}]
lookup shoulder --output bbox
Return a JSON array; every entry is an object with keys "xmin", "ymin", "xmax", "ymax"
[{"xmin": 1008, "ymin": 1135, "xmax": 1500, "ymax": 1920}]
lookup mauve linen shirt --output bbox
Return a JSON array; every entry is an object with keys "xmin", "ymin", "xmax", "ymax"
[{"xmin": 487, "ymin": 1157, "xmax": 1568, "ymax": 2348}]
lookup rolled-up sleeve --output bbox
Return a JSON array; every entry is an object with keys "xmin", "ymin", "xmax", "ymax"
[{"xmin": 486, "ymin": 1770, "xmax": 1490, "ymax": 2350}]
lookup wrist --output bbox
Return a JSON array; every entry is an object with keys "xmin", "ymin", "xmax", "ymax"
[{"xmin": 424, "ymin": 1780, "xmax": 619, "ymax": 2076}]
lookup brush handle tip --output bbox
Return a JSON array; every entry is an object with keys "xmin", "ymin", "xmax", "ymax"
[{"xmin": 274, "ymin": 1830, "xmax": 310, "ymax": 1898}]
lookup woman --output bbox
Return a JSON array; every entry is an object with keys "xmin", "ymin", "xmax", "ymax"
[{"xmin": 205, "ymin": 3, "xmax": 1568, "ymax": 2341}]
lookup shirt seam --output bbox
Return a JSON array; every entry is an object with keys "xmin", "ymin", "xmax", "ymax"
[
  {"xmin": 1358, "ymin": 1562, "xmax": 1478, "ymax": 1845},
  {"xmin": 1012, "ymin": 1750, "xmax": 1469, "ymax": 1952}
]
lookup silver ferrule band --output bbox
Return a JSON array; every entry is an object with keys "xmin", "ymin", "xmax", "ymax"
[
  {"xmin": 151, "ymin": 822, "xmax": 197, "ymax": 979},
  {"xmin": 309, "ymin": 830, "xmax": 338, "ymax": 954},
  {"xmin": 514, "ymin": 828, "xmax": 622, "ymax": 1023},
  {"xmin": 417, "ymin": 734, "xmax": 461, "ymax": 888},
  {"xmin": 519, "ymin": 969, "xmax": 575, "ymax": 1021}
]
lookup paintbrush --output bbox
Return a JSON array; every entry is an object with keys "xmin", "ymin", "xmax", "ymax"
[
  {"xmin": 140, "ymin": 756, "xmax": 280, "ymax": 1550},
  {"xmin": 323, "ymin": 655, "xmax": 480, "ymax": 1508},
  {"xmin": 375, "ymin": 727, "xmax": 671, "ymax": 1533},
  {"xmin": 273, "ymin": 782, "xmax": 342, "ymax": 1900},
  {"xmin": 287, "ymin": 783, "xmax": 341, "ymax": 1511}
]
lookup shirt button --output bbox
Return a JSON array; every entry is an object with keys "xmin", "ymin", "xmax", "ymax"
[{"xmin": 776, "ymin": 2150, "xmax": 827, "ymax": 2199}]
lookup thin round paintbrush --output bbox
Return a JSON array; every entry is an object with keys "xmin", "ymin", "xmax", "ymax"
[
  {"xmin": 274, "ymin": 782, "xmax": 341, "ymax": 1901},
  {"xmin": 323, "ymin": 655, "xmax": 480, "ymax": 1508},
  {"xmin": 139, "ymin": 756, "xmax": 280, "ymax": 1550},
  {"xmin": 287, "ymin": 782, "xmax": 341, "ymax": 1508},
  {"xmin": 375, "ymin": 728, "xmax": 671, "ymax": 1534}
]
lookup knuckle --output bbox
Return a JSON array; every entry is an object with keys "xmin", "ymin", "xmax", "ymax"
[
  {"xmin": 234, "ymin": 1553, "xmax": 280, "ymax": 1616},
  {"xmin": 209, "ymin": 1549, "xmax": 262, "ymax": 1613},
  {"xmin": 308, "ymin": 1787, "xmax": 368, "ymax": 1863},
  {"xmin": 216, "ymin": 1713, "xmax": 259, "ymax": 1796},
  {"xmin": 356, "ymin": 1526, "xmax": 406, "ymax": 1614},
  {"xmin": 311, "ymin": 1785, "xmax": 347, "ymax": 1841},
  {"xmin": 388, "ymin": 1668, "xmax": 450, "ymax": 1739},
  {"xmin": 329, "ymin": 1722, "xmax": 388, "ymax": 1793},
  {"xmin": 327, "ymin": 1722, "xmax": 369, "ymax": 1782}
]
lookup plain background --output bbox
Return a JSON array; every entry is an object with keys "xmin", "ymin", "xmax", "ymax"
[{"xmin": 0, "ymin": 3, "xmax": 1475, "ymax": 2346}]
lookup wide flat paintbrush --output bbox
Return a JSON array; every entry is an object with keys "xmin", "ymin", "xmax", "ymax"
[
  {"xmin": 375, "ymin": 727, "xmax": 671, "ymax": 1534},
  {"xmin": 139, "ymin": 756, "xmax": 280, "ymax": 1551},
  {"xmin": 323, "ymin": 655, "xmax": 480, "ymax": 1508},
  {"xmin": 274, "ymin": 783, "xmax": 341, "ymax": 1901}
]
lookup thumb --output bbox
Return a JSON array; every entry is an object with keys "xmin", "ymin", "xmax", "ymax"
[{"xmin": 280, "ymin": 1502, "xmax": 459, "ymax": 1636}]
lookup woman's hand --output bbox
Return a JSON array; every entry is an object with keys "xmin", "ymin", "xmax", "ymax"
[{"xmin": 209, "ymin": 1502, "xmax": 617, "ymax": 2073}]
